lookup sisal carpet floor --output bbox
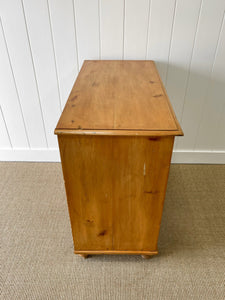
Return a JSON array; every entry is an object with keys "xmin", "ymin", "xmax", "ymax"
[{"xmin": 0, "ymin": 163, "xmax": 225, "ymax": 300}]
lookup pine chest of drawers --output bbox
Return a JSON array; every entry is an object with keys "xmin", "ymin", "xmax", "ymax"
[{"xmin": 55, "ymin": 60, "xmax": 183, "ymax": 258}]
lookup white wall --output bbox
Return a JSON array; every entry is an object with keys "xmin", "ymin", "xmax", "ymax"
[{"xmin": 0, "ymin": 0, "xmax": 225, "ymax": 163}]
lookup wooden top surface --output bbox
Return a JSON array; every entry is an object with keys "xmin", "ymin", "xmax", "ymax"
[{"xmin": 55, "ymin": 60, "xmax": 183, "ymax": 136}]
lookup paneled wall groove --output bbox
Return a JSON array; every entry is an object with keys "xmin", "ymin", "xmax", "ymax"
[
  {"xmin": 178, "ymin": 0, "xmax": 225, "ymax": 151},
  {"xmin": 145, "ymin": 0, "xmax": 151, "ymax": 59},
  {"xmin": 0, "ymin": 17, "xmax": 30, "ymax": 148},
  {"xmin": 0, "ymin": 0, "xmax": 224, "ymax": 162},
  {"xmin": 20, "ymin": 0, "xmax": 48, "ymax": 148},
  {"xmin": 165, "ymin": 0, "xmax": 178, "ymax": 86},
  {"xmin": 72, "ymin": 0, "xmax": 80, "ymax": 71},
  {"xmin": 46, "ymin": 0, "xmax": 62, "ymax": 112},
  {"xmin": 0, "ymin": 106, "xmax": 12, "ymax": 148},
  {"xmin": 193, "ymin": 11, "xmax": 225, "ymax": 151},
  {"xmin": 98, "ymin": 0, "xmax": 101, "ymax": 59},
  {"xmin": 122, "ymin": 0, "xmax": 126, "ymax": 60},
  {"xmin": 178, "ymin": 0, "xmax": 204, "ymax": 126}
]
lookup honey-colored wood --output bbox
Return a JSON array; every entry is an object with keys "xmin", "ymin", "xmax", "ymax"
[
  {"xmin": 58, "ymin": 135, "xmax": 174, "ymax": 255},
  {"xmin": 55, "ymin": 129, "xmax": 181, "ymax": 137},
  {"xmin": 58, "ymin": 135, "xmax": 114, "ymax": 251},
  {"xmin": 55, "ymin": 60, "xmax": 183, "ymax": 136},
  {"xmin": 112, "ymin": 136, "xmax": 174, "ymax": 251},
  {"xmin": 55, "ymin": 60, "xmax": 183, "ymax": 258},
  {"xmin": 75, "ymin": 250, "xmax": 158, "ymax": 256},
  {"xmin": 79, "ymin": 254, "xmax": 89, "ymax": 259}
]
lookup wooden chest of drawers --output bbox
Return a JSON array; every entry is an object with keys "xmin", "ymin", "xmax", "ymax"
[{"xmin": 55, "ymin": 60, "xmax": 183, "ymax": 258}]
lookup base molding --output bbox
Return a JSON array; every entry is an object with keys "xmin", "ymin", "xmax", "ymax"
[
  {"xmin": 0, "ymin": 148, "xmax": 60, "ymax": 162},
  {"xmin": 0, "ymin": 148, "xmax": 225, "ymax": 164},
  {"xmin": 74, "ymin": 250, "xmax": 158, "ymax": 256},
  {"xmin": 171, "ymin": 150, "xmax": 225, "ymax": 164}
]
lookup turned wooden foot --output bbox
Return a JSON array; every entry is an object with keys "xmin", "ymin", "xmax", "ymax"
[
  {"xmin": 141, "ymin": 255, "xmax": 152, "ymax": 259},
  {"xmin": 79, "ymin": 254, "xmax": 90, "ymax": 259}
]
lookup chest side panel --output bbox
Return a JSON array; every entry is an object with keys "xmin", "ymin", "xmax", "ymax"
[{"xmin": 58, "ymin": 135, "xmax": 113, "ymax": 251}]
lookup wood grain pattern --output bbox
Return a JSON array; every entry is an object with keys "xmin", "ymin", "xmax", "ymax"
[
  {"xmin": 58, "ymin": 135, "xmax": 113, "ymax": 251},
  {"xmin": 112, "ymin": 136, "xmax": 174, "ymax": 251},
  {"xmin": 56, "ymin": 60, "xmax": 182, "ymax": 256},
  {"xmin": 55, "ymin": 60, "xmax": 182, "ymax": 135},
  {"xmin": 55, "ymin": 129, "xmax": 181, "ymax": 137},
  {"xmin": 75, "ymin": 250, "xmax": 158, "ymax": 255},
  {"xmin": 58, "ymin": 135, "xmax": 174, "ymax": 254}
]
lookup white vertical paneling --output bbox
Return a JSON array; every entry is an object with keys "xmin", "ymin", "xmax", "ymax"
[
  {"xmin": 0, "ymin": 0, "xmax": 47, "ymax": 148},
  {"xmin": 195, "ymin": 15, "xmax": 225, "ymax": 151},
  {"xmin": 212, "ymin": 104, "xmax": 225, "ymax": 151},
  {"xmin": 48, "ymin": 0, "xmax": 79, "ymax": 108},
  {"xmin": 100, "ymin": 0, "xmax": 124, "ymax": 59},
  {"xmin": 0, "ymin": 0, "xmax": 225, "ymax": 162},
  {"xmin": 124, "ymin": 0, "xmax": 150, "ymax": 59},
  {"xmin": 177, "ymin": 0, "xmax": 225, "ymax": 150},
  {"xmin": 146, "ymin": 0, "xmax": 176, "ymax": 82},
  {"xmin": 0, "ymin": 107, "xmax": 11, "ymax": 148},
  {"xmin": 74, "ymin": 0, "xmax": 100, "ymax": 66},
  {"xmin": 22, "ymin": 0, "xmax": 62, "ymax": 148},
  {"xmin": 0, "ymin": 19, "xmax": 28, "ymax": 148},
  {"xmin": 165, "ymin": 0, "xmax": 202, "ymax": 120}
]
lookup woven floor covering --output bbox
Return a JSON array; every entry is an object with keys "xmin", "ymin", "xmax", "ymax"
[{"xmin": 1, "ymin": 162, "xmax": 225, "ymax": 300}]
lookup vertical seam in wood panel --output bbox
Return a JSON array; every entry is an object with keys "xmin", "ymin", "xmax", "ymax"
[
  {"xmin": 72, "ymin": 0, "xmax": 80, "ymax": 71},
  {"xmin": 21, "ymin": 0, "xmax": 48, "ymax": 148},
  {"xmin": 165, "ymin": 0, "xmax": 177, "ymax": 87},
  {"xmin": 0, "ymin": 18, "xmax": 30, "ymax": 148},
  {"xmin": 193, "ymin": 11, "xmax": 225, "ymax": 151},
  {"xmin": 46, "ymin": 0, "xmax": 62, "ymax": 112},
  {"xmin": 178, "ymin": 0, "xmax": 203, "ymax": 133},
  {"xmin": 0, "ymin": 106, "xmax": 12, "ymax": 148},
  {"xmin": 122, "ymin": 0, "xmax": 126, "ymax": 60},
  {"xmin": 98, "ymin": 0, "xmax": 101, "ymax": 59},
  {"xmin": 145, "ymin": 0, "xmax": 151, "ymax": 59}
]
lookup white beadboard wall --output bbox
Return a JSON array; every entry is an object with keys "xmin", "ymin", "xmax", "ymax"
[{"xmin": 0, "ymin": 0, "xmax": 225, "ymax": 163}]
